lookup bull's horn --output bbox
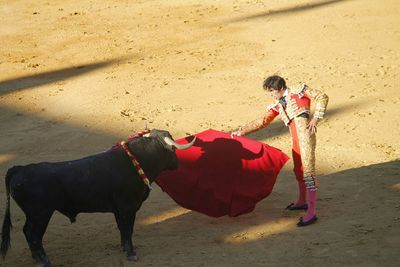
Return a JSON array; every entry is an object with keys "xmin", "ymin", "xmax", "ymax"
[{"xmin": 163, "ymin": 136, "xmax": 196, "ymax": 150}]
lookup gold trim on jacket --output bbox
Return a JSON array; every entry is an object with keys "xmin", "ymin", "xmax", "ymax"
[{"xmin": 238, "ymin": 83, "xmax": 329, "ymax": 135}]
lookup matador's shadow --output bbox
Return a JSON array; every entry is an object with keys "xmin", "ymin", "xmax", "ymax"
[{"xmin": 157, "ymin": 132, "xmax": 287, "ymax": 217}]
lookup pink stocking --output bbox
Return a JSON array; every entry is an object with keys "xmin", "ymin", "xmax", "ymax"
[
  {"xmin": 303, "ymin": 189, "xmax": 317, "ymax": 221},
  {"xmin": 302, "ymin": 176, "xmax": 317, "ymax": 222}
]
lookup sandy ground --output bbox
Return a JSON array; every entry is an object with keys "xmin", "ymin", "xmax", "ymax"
[{"xmin": 0, "ymin": 0, "xmax": 399, "ymax": 266}]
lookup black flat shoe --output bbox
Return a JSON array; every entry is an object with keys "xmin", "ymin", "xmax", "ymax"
[
  {"xmin": 297, "ymin": 215, "xmax": 318, "ymax": 227},
  {"xmin": 285, "ymin": 202, "xmax": 308, "ymax": 211}
]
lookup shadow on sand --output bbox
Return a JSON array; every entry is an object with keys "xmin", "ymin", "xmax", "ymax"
[
  {"xmin": 0, "ymin": 57, "xmax": 126, "ymax": 96},
  {"xmin": 132, "ymin": 159, "xmax": 400, "ymax": 266},
  {"xmin": 227, "ymin": 0, "xmax": 352, "ymax": 23}
]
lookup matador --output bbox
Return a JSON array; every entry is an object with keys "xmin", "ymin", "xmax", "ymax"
[{"xmin": 232, "ymin": 75, "xmax": 329, "ymax": 226}]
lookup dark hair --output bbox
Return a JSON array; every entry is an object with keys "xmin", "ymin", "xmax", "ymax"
[{"xmin": 263, "ymin": 75, "xmax": 287, "ymax": 91}]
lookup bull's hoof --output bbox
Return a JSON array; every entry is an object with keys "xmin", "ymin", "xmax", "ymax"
[
  {"xmin": 32, "ymin": 252, "xmax": 52, "ymax": 267},
  {"xmin": 35, "ymin": 259, "xmax": 53, "ymax": 267},
  {"xmin": 33, "ymin": 258, "xmax": 53, "ymax": 267},
  {"xmin": 127, "ymin": 254, "xmax": 138, "ymax": 261}
]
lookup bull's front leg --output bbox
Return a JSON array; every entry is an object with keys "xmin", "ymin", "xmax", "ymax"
[{"xmin": 114, "ymin": 209, "xmax": 137, "ymax": 261}]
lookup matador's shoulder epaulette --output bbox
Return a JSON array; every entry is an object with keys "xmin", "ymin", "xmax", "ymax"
[{"xmin": 290, "ymin": 83, "xmax": 308, "ymax": 97}]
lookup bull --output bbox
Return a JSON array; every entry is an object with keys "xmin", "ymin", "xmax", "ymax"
[{"xmin": 0, "ymin": 129, "xmax": 195, "ymax": 267}]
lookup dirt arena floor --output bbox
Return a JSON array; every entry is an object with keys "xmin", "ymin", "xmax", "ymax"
[{"xmin": 1, "ymin": 0, "xmax": 399, "ymax": 266}]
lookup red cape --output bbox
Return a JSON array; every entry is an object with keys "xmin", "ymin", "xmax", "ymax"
[{"xmin": 156, "ymin": 129, "xmax": 289, "ymax": 217}]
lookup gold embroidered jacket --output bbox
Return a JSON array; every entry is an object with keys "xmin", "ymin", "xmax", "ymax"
[{"xmin": 240, "ymin": 84, "xmax": 329, "ymax": 135}]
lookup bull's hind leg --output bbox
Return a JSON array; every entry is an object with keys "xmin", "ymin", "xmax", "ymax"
[
  {"xmin": 114, "ymin": 209, "xmax": 137, "ymax": 261},
  {"xmin": 23, "ymin": 210, "xmax": 54, "ymax": 267}
]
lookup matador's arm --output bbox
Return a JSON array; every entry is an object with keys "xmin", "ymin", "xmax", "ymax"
[
  {"xmin": 303, "ymin": 84, "xmax": 329, "ymax": 121},
  {"xmin": 235, "ymin": 109, "xmax": 279, "ymax": 136}
]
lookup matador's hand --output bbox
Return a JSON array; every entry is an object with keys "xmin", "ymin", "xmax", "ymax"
[
  {"xmin": 307, "ymin": 118, "xmax": 318, "ymax": 134},
  {"xmin": 230, "ymin": 128, "xmax": 243, "ymax": 138}
]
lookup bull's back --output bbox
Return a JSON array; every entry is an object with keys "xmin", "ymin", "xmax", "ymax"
[{"xmin": 9, "ymin": 151, "xmax": 141, "ymax": 213}]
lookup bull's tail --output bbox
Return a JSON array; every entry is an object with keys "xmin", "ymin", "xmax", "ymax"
[{"xmin": 1, "ymin": 166, "xmax": 17, "ymax": 259}]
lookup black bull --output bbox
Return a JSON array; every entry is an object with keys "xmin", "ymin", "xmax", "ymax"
[{"xmin": 1, "ymin": 129, "xmax": 195, "ymax": 267}]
